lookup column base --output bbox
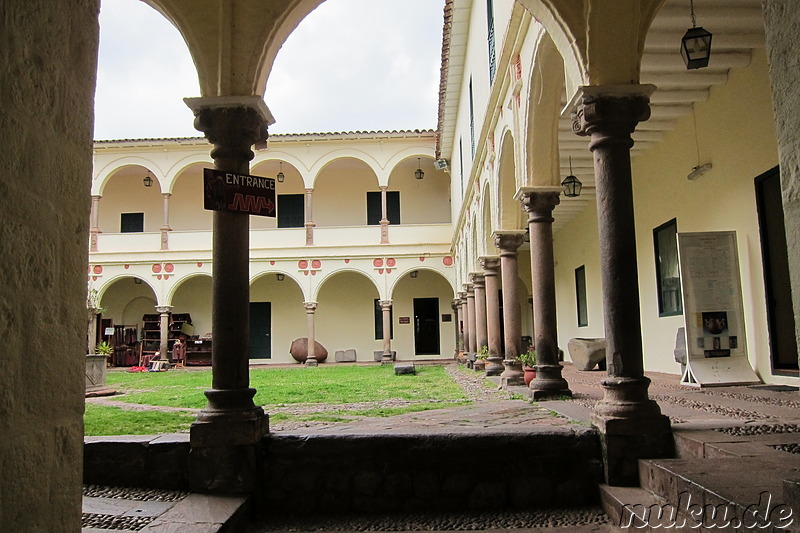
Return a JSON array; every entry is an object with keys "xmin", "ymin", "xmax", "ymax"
[
  {"xmin": 499, "ymin": 359, "xmax": 524, "ymax": 387},
  {"xmin": 485, "ymin": 356, "xmax": 504, "ymax": 376},
  {"xmin": 591, "ymin": 376, "xmax": 674, "ymax": 486},
  {"xmin": 305, "ymin": 357, "xmax": 318, "ymax": 367},
  {"xmin": 380, "ymin": 353, "xmax": 394, "ymax": 365},
  {"xmin": 528, "ymin": 364, "xmax": 572, "ymax": 399},
  {"xmin": 189, "ymin": 388, "xmax": 268, "ymax": 493}
]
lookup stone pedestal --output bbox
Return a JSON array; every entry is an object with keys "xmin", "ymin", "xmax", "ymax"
[{"xmin": 567, "ymin": 338, "xmax": 606, "ymax": 371}]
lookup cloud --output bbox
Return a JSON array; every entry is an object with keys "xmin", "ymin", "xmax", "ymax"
[{"xmin": 94, "ymin": 0, "xmax": 444, "ymax": 139}]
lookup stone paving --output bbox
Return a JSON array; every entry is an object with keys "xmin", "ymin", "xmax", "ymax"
[{"xmin": 84, "ymin": 361, "xmax": 800, "ymax": 532}]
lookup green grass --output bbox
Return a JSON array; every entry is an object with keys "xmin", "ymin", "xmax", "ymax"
[
  {"xmin": 107, "ymin": 365, "xmax": 466, "ymax": 408},
  {"xmin": 84, "ymin": 404, "xmax": 195, "ymax": 436}
]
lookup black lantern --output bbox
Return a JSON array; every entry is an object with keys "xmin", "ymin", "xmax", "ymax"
[
  {"xmin": 561, "ymin": 156, "xmax": 582, "ymax": 197},
  {"xmin": 276, "ymin": 273, "xmax": 285, "ymax": 281},
  {"xmin": 681, "ymin": 0, "xmax": 712, "ymax": 70},
  {"xmin": 277, "ymin": 161, "xmax": 285, "ymax": 183},
  {"xmin": 143, "ymin": 172, "xmax": 153, "ymax": 187},
  {"xmin": 414, "ymin": 158, "xmax": 424, "ymax": 180}
]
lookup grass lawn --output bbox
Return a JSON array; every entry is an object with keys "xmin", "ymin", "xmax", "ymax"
[{"xmin": 87, "ymin": 364, "xmax": 469, "ymax": 435}]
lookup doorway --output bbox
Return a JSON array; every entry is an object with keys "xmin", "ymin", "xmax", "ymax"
[
  {"xmin": 413, "ymin": 298, "xmax": 440, "ymax": 355},
  {"xmin": 755, "ymin": 167, "xmax": 798, "ymax": 373},
  {"xmin": 249, "ymin": 302, "xmax": 272, "ymax": 359}
]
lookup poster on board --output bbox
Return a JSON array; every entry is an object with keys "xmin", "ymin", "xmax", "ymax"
[{"xmin": 677, "ymin": 231, "xmax": 760, "ymax": 387}]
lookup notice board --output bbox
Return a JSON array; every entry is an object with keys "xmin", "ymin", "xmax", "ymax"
[{"xmin": 677, "ymin": 231, "xmax": 760, "ymax": 387}]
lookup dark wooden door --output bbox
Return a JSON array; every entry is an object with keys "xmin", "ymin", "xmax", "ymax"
[{"xmin": 414, "ymin": 297, "xmax": 440, "ymax": 355}]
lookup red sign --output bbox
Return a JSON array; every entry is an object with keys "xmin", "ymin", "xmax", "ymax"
[{"xmin": 203, "ymin": 168, "xmax": 276, "ymax": 217}]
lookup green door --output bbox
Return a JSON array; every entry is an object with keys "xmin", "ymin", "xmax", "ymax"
[{"xmin": 249, "ymin": 302, "xmax": 271, "ymax": 359}]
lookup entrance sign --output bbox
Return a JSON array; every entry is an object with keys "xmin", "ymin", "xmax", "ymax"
[
  {"xmin": 203, "ymin": 168, "xmax": 276, "ymax": 217},
  {"xmin": 677, "ymin": 231, "xmax": 760, "ymax": 386}
]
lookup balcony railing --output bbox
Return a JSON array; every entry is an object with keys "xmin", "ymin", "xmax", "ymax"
[{"xmin": 91, "ymin": 223, "xmax": 453, "ymax": 254}]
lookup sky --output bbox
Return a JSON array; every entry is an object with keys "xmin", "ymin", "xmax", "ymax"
[{"xmin": 93, "ymin": 0, "xmax": 445, "ymax": 140}]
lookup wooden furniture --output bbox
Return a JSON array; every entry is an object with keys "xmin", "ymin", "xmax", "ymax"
[{"xmin": 185, "ymin": 337, "xmax": 212, "ymax": 366}]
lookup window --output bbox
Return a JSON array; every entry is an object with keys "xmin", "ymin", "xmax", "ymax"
[
  {"xmin": 120, "ymin": 212, "xmax": 144, "ymax": 233},
  {"xmin": 469, "ymin": 77, "xmax": 475, "ymax": 157},
  {"xmin": 277, "ymin": 194, "xmax": 304, "ymax": 228},
  {"xmin": 487, "ymin": 0, "xmax": 496, "ymax": 83},
  {"xmin": 575, "ymin": 265, "xmax": 588, "ymax": 327},
  {"xmin": 459, "ymin": 137, "xmax": 465, "ymax": 193},
  {"xmin": 374, "ymin": 299, "xmax": 393, "ymax": 340},
  {"xmin": 366, "ymin": 191, "xmax": 400, "ymax": 225},
  {"xmin": 653, "ymin": 218, "xmax": 683, "ymax": 317}
]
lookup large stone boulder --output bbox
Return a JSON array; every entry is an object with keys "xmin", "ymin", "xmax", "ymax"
[
  {"xmin": 289, "ymin": 338, "xmax": 329, "ymax": 363},
  {"xmin": 567, "ymin": 338, "xmax": 606, "ymax": 371}
]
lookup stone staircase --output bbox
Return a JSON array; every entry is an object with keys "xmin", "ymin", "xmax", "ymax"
[{"xmin": 600, "ymin": 425, "xmax": 800, "ymax": 532}]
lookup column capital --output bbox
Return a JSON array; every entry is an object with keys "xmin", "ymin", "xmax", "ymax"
[
  {"xmin": 479, "ymin": 256, "xmax": 501, "ymax": 272},
  {"xmin": 465, "ymin": 284, "xmax": 475, "ymax": 296},
  {"xmin": 185, "ymin": 97, "xmax": 271, "ymax": 164},
  {"xmin": 379, "ymin": 185, "xmax": 388, "ymax": 191},
  {"xmin": 457, "ymin": 291, "xmax": 467, "ymax": 299},
  {"xmin": 304, "ymin": 301, "xmax": 318, "ymax": 313},
  {"xmin": 469, "ymin": 272, "xmax": 485, "ymax": 286},
  {"xmin": 161, "ymin": 192, "xmax": 172, "ymax": 199},
  {"xmin": 156, "ymin": 305, "xmax": 173, "ymax": 314},
  {"xmin": 451, "ymin": 299, "xmax": 461, "ymax": 311},
  {"xmin": 305, "ymin": 187, "xmax": 314, "ymax": 194},
  {"xmin": 493, "ymin": 230, "xmax": 525, "ymax": 253},
  {"xmin": 91, "ymin": 194, "xmax": 102, "ymax": 200},
  {"xmin": 571, "ymin": 85, "xmax": 654, "ymax": 150},
  {"xmin": 518, "ymin": 188, "xmax": 561, "ymax": 215},
  {"xmin": 379, "ymin": 300, "xmax": 392, "ymax": 310}
]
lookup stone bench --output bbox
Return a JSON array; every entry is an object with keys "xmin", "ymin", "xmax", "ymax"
[{"xmin": 335, "ymin": 349, "xmax": 357, "ymax": 363}]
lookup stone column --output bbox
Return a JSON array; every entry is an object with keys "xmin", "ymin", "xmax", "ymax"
[
  {"xmin": 573, "ymin": 86, "xmax": 672, "ymax": 486},
  {"xmin": 305, "ymin": 188, "xmax": 315, "ymax": 245},
  {"xmin": 465, "ymin": 284, "xmax": 477, "ymax": 355},
  {"xmin": 156, "ymin": 305, "xmax": 172, "ymax": 359},
  {"xmin": 494, "ymin": 231, "xmax": 526, "ymax": 386},
  {"xmin": 451, "ymin": 299, "xmax": 462, "ymax": 358},
  {"xmin": 90, "ymin": 195, "xmax": 101, "ymax": 252},
  {"xmin": 459, "ymin": 290, "xmax": 470, "ymax": 358},
  {"xmin": 184, "ymin": 96, "xmax": 270, "ymax": 493},
  {"xmin": 380, "ymin": 300, "xmax": 393, "ymax": 363},
  {"xmin": 480, "ymin": 257, "xmax": 503, "ymax": 376},
  {"xmin": 305, "ymin": 301, "xmax": 318, "ymax": 366},
  {"xmin": 471, "ymin": 272, "xmax": 488, "ymax": 361},
  {"xmin": 519, "ymin": 188, "xmax": 572, "ymax": 399},
  {"xmin": 380, "ymin": 185, "xmax": 390, "ymax": 244},
  {"xmin": 160, "ymin": 193, "xmax": 172, "ymax": 250}
]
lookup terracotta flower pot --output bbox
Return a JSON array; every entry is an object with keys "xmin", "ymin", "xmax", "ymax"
[{"xmin": 523, "ymin": 366, "xmax": 537, "ymax": 386}]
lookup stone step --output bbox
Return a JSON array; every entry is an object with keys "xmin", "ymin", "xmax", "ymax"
[
  {"xmin": 599, "ymin": 484, "xmax": 703, "ymax": 532},
  {"xmin": 637, "ymin": 457, "xmax": 799, "ymax": 532}
]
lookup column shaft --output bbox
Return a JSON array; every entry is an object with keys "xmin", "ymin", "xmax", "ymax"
[
  {"xmin": 495, "ymin": 232, "xmax": 525, "ymax": 386},
  {"xmin": 480, "ymin": 257, "xmax": 503, "ymax": 376},
  {"xmin": 305, "ymin": 302, "xmax": 318, "ymax": 366},
  {"xmin": 381, "ymin": 300, "xmax": 393, "ymax": 362},
  {"xmin": 460, "ymin": 292, "xmax": 470, "ymax": 356},
  {"xmin": 380, "ymin": 186, "xmax": 389, "ymax": 244},
  {"xmin": 157, "ymin": 306, "xmax": 172, "ymax": 360},
  {"xmin": 472, "ymin": 274, "xmax": 488, "ymax": 352},
  {"xmin": 160, "ymin": 193, "xmax": 172, "ymax": 250},
  {"xmin": 305, "ymin": 188, "xmax": 315, "ymax": 245},
  {"xmin": 573, "ymin": 88, "xmax": 672, "ymax": 486},
  {"xmin": 521, "ymin": 190, "xmax": 571, "ymax": 398},
  {"xmin": 90, "ymin": 195, "xmax": 101, "ymax": 252},
  {"xmin": 466, "ymin": 285, "xmax": 477, "ymax": 354},
  {"xmin": 451, "ymin": 299, "xmax": 462, "ymax": 358}
]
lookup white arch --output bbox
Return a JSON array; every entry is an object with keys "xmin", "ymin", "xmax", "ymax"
[
  {"xmin": 308, "ymin": 149, "xmax": 383, "ymax": 187},
  {"xmin": 93, "ymin": 274, "xmax": 158, "ymax": 305},
  {"xmin": 311, "ymin": 268, "xmax": 382, "ymax": 301},
  {"xmin": 388, "ymin": 267, "xmax": 456, "ymax": 300},
  {"xmin": 165, "ymin": 272, "xmax": 212, "ymax": 305},
  {"xmin": 93, "ymin": 156, "xmax": 166, "ymax": 196}
]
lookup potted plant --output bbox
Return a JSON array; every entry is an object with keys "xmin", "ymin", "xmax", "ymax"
[
  {"xmin": 474, "ymin": 345, "xmax": 490, "ymax": 371},
  {"xmin": 96, "ymin": 341, "xmax": 113, "ymax": 360},
  {"xmin": 519, "ymin": 346, "xmax": 537, "ymax": 385}
]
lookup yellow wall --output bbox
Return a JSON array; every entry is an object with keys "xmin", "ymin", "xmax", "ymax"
[
  {"xmin": 171, "ymin": 275, "xmax": 212, "ymax": 336},
  {"xmin": 392, "ymin": 270, "xmax": 457, "ymax": 359},
  {"xmin": 250, "ymin": 275, "xmax": 307, "ymax": 362},
  {"xmin": 555, "ymin": 49, "xmax": 780, "ymax": 378},
  {"xmin": 316, "ymin": 272, "xmax": 382, "ymax": 361}
]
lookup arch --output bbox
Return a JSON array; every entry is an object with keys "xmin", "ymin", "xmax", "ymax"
[
  {"xmin": 497, "ymin": 129, "xmax": 523, "ymax": 230},
  {"xmin": 481, "ymin": 182, "xmax": 494, "ymax": 256},
  {"xmin": 97, "ymin": 275, "xmax": 159, "ymax": 326},
  {"xmin": 94, "ymin": 158, "xmax": 165, "ymax": 196},
  {"xmin": 251, "ymin": 152, "xmax": 309, "ymax": 179},
  {"xmin": 383, "ymin": 148, "xmax": 436, "ymax": 185},
  {"xmin": 94, "ymin": 274, "xmax": 157, "ymax": 302},
  {"xmin": 312, "ymin": 268, "xmax": 381, "ymax": 302},
  {"xmin": 164, "ymin": 153, "xmax": 214, "ymax": 190},
  {"xmin": 170, "ymin": 161, "xmax": 213, "ymax": 231},
  {"xmin": 313, "ymin": 157, "xmax": 380, "ymax": 228},
  {"xmin": 525, "ymin": 32, "xmax": 564, "ymax": 187},
  {"xmin": 309, "ymin": 150, "xmax": 384, "ymax": 186},
  {"xmin": 143, "ymin": 0, "xmax": 326, "ymax": 97},
  {"xmin": 168, "ymin": 273, "xmax": 213, "ymax": 336},
  {"xmin": 166, "ymin": 272, "xmax": 212, "ymax": 304},
  {"xmin": 388, "ymin": 267, "xmax": 456, "ymax": 300},
  {"xmin": 387, "ymin": 155, "xmax": 451, "ymax": 225},
  {"xmin": 249, "ymin": 270, "xmax": 305, "ymax": 297}
]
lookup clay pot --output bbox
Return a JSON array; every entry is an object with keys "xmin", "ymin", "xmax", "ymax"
[
  {"xmin": 523, "ymin": 366, "xmax": 537, "ymax": 386},
  {"xmin": 289, "ymin": 338, "xmax": 328, "ymax": 363}
]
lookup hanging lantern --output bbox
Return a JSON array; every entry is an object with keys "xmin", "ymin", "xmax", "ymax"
[
  {"xmin": 414, "ymin": 158, "xmax": 424, "ymax": 180},
  {"xmin": 681, "ymin": 0, "xmax": 712, "ymax": 70},
  {"xmin": 561, "ymin": 157, "xmax": 582, "ymax": 198}
]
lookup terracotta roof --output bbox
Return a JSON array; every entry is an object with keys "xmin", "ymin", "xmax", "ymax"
[
  {"xmin": 94, "ymin": 129, "xmax": 435, "ymax": 144},
  {"xmin": 434, "ymin": 0, "xmax": 454, "ymax": 159}
]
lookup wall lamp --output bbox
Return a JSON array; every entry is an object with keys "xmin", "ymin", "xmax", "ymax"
[
  {"xmin": 410, "ymin": 270, "xmax": 419, "ymax": 278},
  {"xmin": 276, "ymin": 273, "xmax": 285, "ymax": 281}
]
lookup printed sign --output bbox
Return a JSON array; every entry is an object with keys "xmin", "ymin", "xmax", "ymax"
[{"xmin": 203, "ymin": 168, "xmax": 276, "ymax": 217}]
